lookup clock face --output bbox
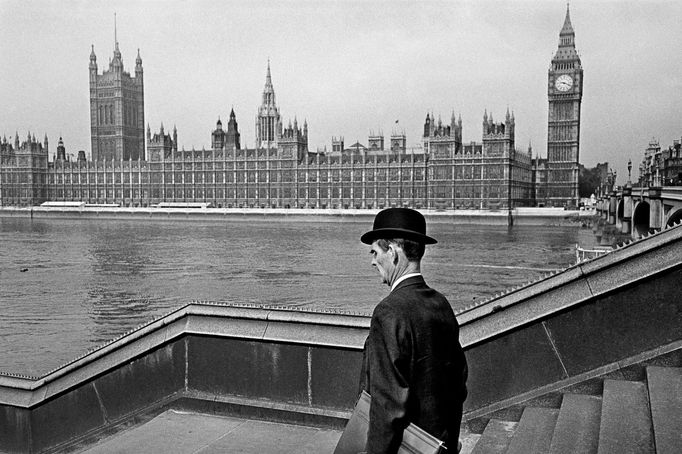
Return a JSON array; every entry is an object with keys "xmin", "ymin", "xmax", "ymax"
[{"xmin": 555, "ymin": 74, "xmax": 573, "ymax": 92}]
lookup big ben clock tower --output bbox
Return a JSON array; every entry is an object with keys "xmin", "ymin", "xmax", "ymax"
[{"xmin": 546, "ymin": 4, "xmax": 583, "ymax": 207}]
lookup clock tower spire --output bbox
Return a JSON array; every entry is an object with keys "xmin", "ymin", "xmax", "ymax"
[{"xmin": 545, "ymin": 3, "xmax": 583, "ymax": 207}]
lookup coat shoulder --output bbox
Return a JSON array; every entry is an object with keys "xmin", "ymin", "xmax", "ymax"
[{"xmin": 372, "ymin": 283, "xmax": 427, "ymax": 321}]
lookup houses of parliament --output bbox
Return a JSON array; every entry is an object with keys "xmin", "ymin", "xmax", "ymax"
[{"xmin": 0, "ymin": 8, "xmax": 582, "ymax": 210}]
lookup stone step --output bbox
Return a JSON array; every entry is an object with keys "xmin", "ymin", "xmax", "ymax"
[
  {"xmin": 548, "ymin": 393, "xmax": 602, "ymax": 454},
  {"xmin": 458, "ymin": 433, "xmax": 482, "ymax": 454},
  {"xmin": 505, "ymin": 407, "xmax": 559, "ymax": 454},
  {"xmin": 597, "ymin": 379, "xmax": 655, "ymax": 454},
  {"xmin": 646, "ymin": 366, "xmax": 682, "ymax": 454},
  {"xmin": 470, "ymin": 419, "xmax": 517, "ymax": 454}
]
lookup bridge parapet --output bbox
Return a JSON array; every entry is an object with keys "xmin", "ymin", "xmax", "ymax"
[{"xmin": 597, "ymin": 185, "xmax": 682, "ymax": 238}]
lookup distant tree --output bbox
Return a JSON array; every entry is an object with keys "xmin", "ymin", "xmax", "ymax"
[{"xmin": 579, "ymin": 166, "xmax": 603, "ymax": 197}]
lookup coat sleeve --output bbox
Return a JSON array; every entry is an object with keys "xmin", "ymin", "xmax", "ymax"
[{"xmin": 365, "ymin": 309, "xmax": 411, "ymax": 454}]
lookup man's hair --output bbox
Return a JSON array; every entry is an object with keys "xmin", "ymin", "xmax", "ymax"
[{"xmin": 376, "ymin": 238, "xmax": 425, "ymax": 262}]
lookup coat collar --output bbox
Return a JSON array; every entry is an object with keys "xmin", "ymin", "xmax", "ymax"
[{"xmin": 391, "ymin": 274, "xmax": 425, "ymax": 292}]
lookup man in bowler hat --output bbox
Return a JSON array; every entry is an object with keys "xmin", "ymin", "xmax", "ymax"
[{"xmin": 359, "ymin": 207, "xmax": 468, "ymax": 453}]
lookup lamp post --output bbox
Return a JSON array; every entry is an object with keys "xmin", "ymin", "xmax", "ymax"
[
  {"xmin": 622, "ymin": 159, "xmax": 633, "ymax": 235},
  {"xmin": 608, "ymin": 170, "xmax": 617, "ymax": 225}
]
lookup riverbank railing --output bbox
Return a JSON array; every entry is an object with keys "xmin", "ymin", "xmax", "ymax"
[{"xmin": 575, "ymin": 243, "xmax": 611, "ymax": 263}]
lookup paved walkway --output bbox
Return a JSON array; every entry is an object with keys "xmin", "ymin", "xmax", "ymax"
[{"xmin": 81, "ymin": 410, "xmax": 342, "ymax": 454}]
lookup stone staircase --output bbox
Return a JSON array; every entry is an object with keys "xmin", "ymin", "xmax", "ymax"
[{"xmin": 462, "ymin": 366, "xmax": 681, "ymax": 454}]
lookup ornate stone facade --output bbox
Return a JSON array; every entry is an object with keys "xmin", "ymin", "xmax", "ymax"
[
  {"xmin": 2, "ymin": 63, "xmax": 535, "ymax": 209},
  {"xmin": 638, "ymin": 137, "xmax": 682, "ymax": 187},
  {"xmin": 423, "ymin": 110, "xmax": 533, "ymax": 209},
  {"xmin": 0, "ymin": 133, "xmax": 49, "ymax": 206}
]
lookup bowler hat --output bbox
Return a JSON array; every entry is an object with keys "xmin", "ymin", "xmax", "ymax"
[{"xmin": 361, "ymin": 208, "xmax": 437, "ymax": 245}]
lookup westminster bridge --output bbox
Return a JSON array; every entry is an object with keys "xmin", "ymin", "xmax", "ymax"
[{"xmin": 596, "ymin": 185, "xmax": 682, "ymax": 239}]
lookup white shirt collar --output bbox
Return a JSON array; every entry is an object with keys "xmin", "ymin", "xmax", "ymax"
[{"xmin": 391, "ymin": 272, "xmax": 422, "ymax": 291}]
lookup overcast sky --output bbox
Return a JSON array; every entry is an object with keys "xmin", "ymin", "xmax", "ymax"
[{"xmin": 1, "ymin": 0, "xmax": 680, "ymax": 185}]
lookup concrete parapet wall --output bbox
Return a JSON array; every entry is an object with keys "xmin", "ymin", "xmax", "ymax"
[
  {"xmin": 0, "ymin": 307, "xmax": 369, "ymax": 453},
  {"xmin": 0, "ymin": 226, "xmax": 680, "ymax": 452},
  {"xmin": 459, "ymin": 223, "xmax": 681, "ymax": 415},
  {"xmin": 463, "ymin": 267, "xmax": 681, "ymax": 415}
]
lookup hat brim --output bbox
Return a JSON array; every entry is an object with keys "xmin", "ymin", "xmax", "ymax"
[{"xmin": 361, "ymin": 228, "xmax": 437, "ymax": 245}]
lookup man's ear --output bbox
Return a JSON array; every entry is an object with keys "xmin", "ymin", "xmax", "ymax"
[{"xmin": 388, "ymin": 244, "xmax": 399, "ymax": 265}]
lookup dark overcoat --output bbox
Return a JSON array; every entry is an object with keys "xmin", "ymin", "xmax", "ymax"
[{"xmin": 359, "ymin": 275, "xmax": 468, "ymax": 454}]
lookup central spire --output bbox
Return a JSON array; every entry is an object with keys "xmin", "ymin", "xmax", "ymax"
[
  {"xmin": 261, "ymin": 59, "xmax": 276, "ymax": 106},
  {"xmin": 256, "ymin": 60, "xmax": 281, "ymax": 148},
  {"xmin": 114, "ymin": 13, "xmax": 119, "ymax": 52}
]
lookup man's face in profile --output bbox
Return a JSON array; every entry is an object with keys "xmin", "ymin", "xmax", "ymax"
[{"xmin": 370, "ymin": 240, "xmax": 395, "ymax": 286}]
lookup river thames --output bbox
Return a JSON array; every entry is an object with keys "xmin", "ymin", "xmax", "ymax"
[{"xmin": 0, "ymin": 216, "xmax": 598, "ymax": 376}]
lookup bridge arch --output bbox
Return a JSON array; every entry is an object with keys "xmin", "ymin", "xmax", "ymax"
[
  {"xmin": 632, "ymin": 201, "xmax": 651, "ymax": 237},
  {"xmin": 666, "ymin": 208, "xmax": 682, "ymax": 228}
]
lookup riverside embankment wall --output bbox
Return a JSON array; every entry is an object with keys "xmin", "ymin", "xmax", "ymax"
[
  {"xmin": 0, "ymin": 219, "xmax": 678, "ymax": 453},
  {"xmin": 0, "ymin": 206, "xmax": 584, "ymax": 226}
]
